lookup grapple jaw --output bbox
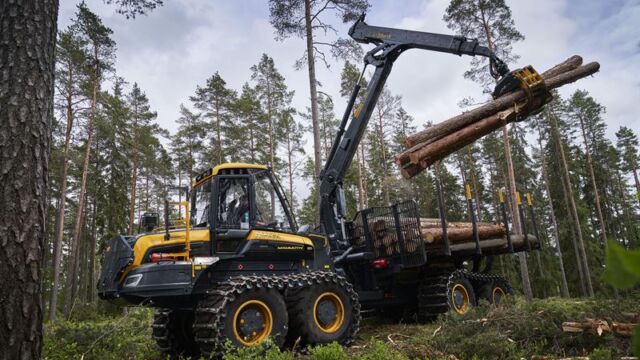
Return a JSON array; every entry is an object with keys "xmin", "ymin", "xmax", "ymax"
[{"xmin": 493, "ymin": 65, "xmax": 553, "ymax": 119}]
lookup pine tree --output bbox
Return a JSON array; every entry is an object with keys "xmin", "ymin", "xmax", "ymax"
[
  {"xmin": 616, "ymin": 126, "xmax": 640, "ymax": 204},
  {"xmin": 251, "ymin": 54, "xmax": 294, "ymax": 217},
  {"xmin": 126, "ymin": 83, "xmax": 157, "ymax": 234},
  {"xmin": 444, "ymin": 0, "xmax": 532, "ymax": 300},
  {"xmin": 280, "ymin": 108, "xmax": 307, "ymax": 209},
  {"xmin": 547, "ymin": 104, "xmax": 594, "ymax": 297},
  {"xmin": 172, "ymin": 105, "xmax": 207, "ymax": 186},
  {"xmin": 49, "ymin": 26, "xmax": 88, "ymax": 321},
  {"xmin": 231, "ymin": 84, "xmax": 268, "ymax": 163},
  {"xmin": 190, "ymin": 72, "xmax": 237, "ymax": 164},
  {"xmin": 65, "ymin": 2, "xmax": 116, "ymax": 315},
  {"xmin": 269, "ymin": 0, "xmax": 369, "ymax": 214}
]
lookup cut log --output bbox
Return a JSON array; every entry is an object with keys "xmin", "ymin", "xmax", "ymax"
[
  {"xmin": 422, "ymin": 224, "xmax": 505, "ymax": 243},
  {"xmin": 403, "ymin": 57, "xmax": 596, "ymax": 148},
  {"xmin": 397, "ymin": 62, "xmax": 601, "ymax": 178},
  {"xmin": 409, "ymin": 107, "xmax": 518, "ymax": 167},
  {"xmin": 562, "ymin": 319, "xmax": 611, "ymax": 336},
  {"xmin": 426, "ymin": 234, "xmax": 536, "ymax": 253}
]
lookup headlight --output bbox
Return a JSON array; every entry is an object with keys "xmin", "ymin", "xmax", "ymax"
[{"xmin": 123, "ymin": 274, "xmax": 143, "ymax": 287}]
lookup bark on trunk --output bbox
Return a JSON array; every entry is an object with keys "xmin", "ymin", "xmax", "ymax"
[
  {"xmin": 550, "ymin": 108, "xmax": 594, "ymax": 297},
  {"xmin": 304, "ymin": 0, "xmax": 323, "ymax": 221},
  {"xmin": 0, "ymin": 1, "xmax": 57, "ymax": 357}
]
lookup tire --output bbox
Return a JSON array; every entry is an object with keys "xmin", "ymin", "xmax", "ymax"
[
  {"xmin": 193, "ymin": 283, "xmax": 288, "ymax": 357},
  {"xmin": 447, "ymin": 274, "xmax": 476, "ymax": 315},
  {"xmin": 486, "ymin": 279, "xmax": 510, "ymax": 307},
  {"xmin": 152, "ymin": 309, "xmax": 199, "ymax": 358},
  {"xmin": 287, "ymin": 281, "xmax": 356, "ymax": 345}
]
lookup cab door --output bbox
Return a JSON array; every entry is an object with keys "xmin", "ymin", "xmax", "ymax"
[{"xmin": 211, "ymin": 175, "xmax": 252, "ymax": 255}]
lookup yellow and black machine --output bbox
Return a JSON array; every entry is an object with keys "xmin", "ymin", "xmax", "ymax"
[{"xmin": 98, "ymin": 15, "xmax": 543, "ymax": 358}]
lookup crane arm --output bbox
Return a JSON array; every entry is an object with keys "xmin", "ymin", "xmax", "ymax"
[{"xmin": 319, "ymin": 16, "xmax": 511, "ymax": 251}]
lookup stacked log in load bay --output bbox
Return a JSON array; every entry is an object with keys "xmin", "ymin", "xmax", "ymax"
[{"xmin": 365, "ymin": 217, "xmax": 537, "ymax": 257}]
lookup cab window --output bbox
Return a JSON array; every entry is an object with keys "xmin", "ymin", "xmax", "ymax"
[
  {"xmin": 191, "ymin": 179, "xmax": 211, "ymax": 227},
  {"xmin": 216, "ymin": 178, "xmax": 250, "ymax": 229},
  {"xmin": 253, "ymin": 171, "xmax": 293, "ymax": 232}
]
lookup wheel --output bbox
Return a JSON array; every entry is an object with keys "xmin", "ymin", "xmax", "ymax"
[
  {"xmin": 487, "ymin": 280, "xmax": 510, "ymax": 307},
  {"xmin": 448, "ymin": 275, "xmax": 476, "ymax": 315},
  {"xmin": 193, "ymin": 282, "xmax": 288, "ymax": 356},
  {"xmin": 287, "ymin": 279, "xmax": 358, "ymax": 345},
  {"xmin": 152, "ymin": 309, "xmax": 199, "ymax": 358}
]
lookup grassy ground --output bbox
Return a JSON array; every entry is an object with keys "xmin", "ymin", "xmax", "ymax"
[{"xmin": 44, "ymin": 295, "xmax": 640, "ymax": 360}]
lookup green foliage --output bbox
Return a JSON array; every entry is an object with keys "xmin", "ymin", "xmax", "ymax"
[
  {"xmin": 309, "ymin": 342, "xmax": 349, "ymax": 360},
  {"xmin": 604, "ymin": 240, "xmax": 640, "ymax": 355},
  {"xmin": 43, "ymin": 308, "xmax": 157, "ymax": 360},
  {"xmin": 604, "ymin": 240, "xmax": 640, "ymax": 289},
  {"xmin": 222, "ymin": 339, "xmax": 294, "ymax": 360}
]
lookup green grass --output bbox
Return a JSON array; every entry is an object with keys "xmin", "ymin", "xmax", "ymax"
[{"xmin": 43, "ymin": 295, "xmax": 640, "ymax": 359}]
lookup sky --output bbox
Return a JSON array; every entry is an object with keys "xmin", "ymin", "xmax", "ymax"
[{"xmin": 57, "ymin": 0, "xmax": 640, "ymax": 193}]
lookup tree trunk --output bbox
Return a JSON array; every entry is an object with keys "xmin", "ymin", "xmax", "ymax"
[
  {"xmin": 66, "ymin": 52, "xmax": 100, "ymax": 314},
  {"xmin": 550, "ymin": 108, "xmax": 594, "ymax": 297},
  {"xmin": 538, "ymin": 136, "xmax": 570, "ymax": 298},
  {"xmin": 49, "ymin": 61, "xmax": 75, "ymax": 321},
  {"xmin": 578, "ymin": 115, "xmax": 608, "ymax": 249},
  {"xmin": 503, "ymin": 124, "xmax": 533, "ymax": 300},
  {"xmin": 87, "ymin": 196, "xmax": 98, "ymax": 302},
  {"xmin": 632, "ymin": 166, "xmax": 640, "ymax": 205},
  {"xmin": 304, "ymin": 0, "xmax": 322, "ymax": 219},
  {"xmin": 128, "ymin": 134, "xmax": 138, "ymax": 235},
  {"xmin": 0, "ymin": 1, "xmax": 57, "ymax": 357}
]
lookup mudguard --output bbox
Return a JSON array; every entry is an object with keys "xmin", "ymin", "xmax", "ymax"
[{"xmin": 97, "ymin": 235, "xmax": 135, "ymax": 299}]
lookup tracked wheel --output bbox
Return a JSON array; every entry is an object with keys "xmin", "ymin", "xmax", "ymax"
[
  {"xmin": 486, "ymin": 278, "xmax": 511, "ymax": 307},
  {"xmin": 286, "ymin": 273, "xmax": 360, "ymax": 345},
  {"xmin": 152, "ymin": 309, "xmax": 199, "ymax": 358},
  {"xmin": 448, "ymin": 274, "xmax": 476, "ymax": 315},
  {"xmin": 193, "ymin": 277, "xmax": 288, "ymax": 357},
  {"xmin": 417, "ymin": 270, "xmax": 477, "ymax": 321}
]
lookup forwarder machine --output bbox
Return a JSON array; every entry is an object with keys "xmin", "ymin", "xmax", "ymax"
[{"xmin": 98, "ymin": 16, "xmax": 543, "ymax": 357}]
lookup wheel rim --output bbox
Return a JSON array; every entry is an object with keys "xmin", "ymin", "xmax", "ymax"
[
  {"xmin": 451, "ymin": 283, "xmax": 471, "ymax": 314},
  {"xmin": 492, "ymin": 287, "xmax": 506, "ymax": 306},
  {"xmin": 313, "ymin": 292, "xmax": 345, "ymax": 333},
  {"xmin": 232, "ymin": 300, "xmax": 273, "ymax": 346}
]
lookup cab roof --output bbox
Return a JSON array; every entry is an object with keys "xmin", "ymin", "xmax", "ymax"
[{"xmin": 193, "ymin": 163, "xmax": 268, "ymax": 187}]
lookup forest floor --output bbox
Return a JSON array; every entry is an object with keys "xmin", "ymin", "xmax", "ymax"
[{"xmin": 43, "ymin": 294, "xmax": 640, "ymax": 360}]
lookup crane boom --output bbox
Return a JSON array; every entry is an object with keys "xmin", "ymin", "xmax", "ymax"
[{"xmin": 319, "ymin": 16, "xmax": 511, "ymax": 251}]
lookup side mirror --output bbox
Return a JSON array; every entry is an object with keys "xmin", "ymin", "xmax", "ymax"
[{"xmin": 297, "ymin": 224, "xmax": 311, "ymax": 236}]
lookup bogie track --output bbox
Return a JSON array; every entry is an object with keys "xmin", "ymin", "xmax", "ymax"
[
  {"xmin": 417, "ymin": 270, "xmax": 510, "ymax": 321},
  {"xmin": 192, "ymin": 271, "xmax": 360, "ymax": 357}
]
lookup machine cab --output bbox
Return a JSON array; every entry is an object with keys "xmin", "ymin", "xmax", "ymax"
[{"xmin": 191, "ymin": 163, "xmax": 299, "ymax": 255}]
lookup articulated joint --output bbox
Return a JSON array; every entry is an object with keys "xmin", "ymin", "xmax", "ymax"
[{"xmin": 364, "ymin": 43, "xmax": 402, "ymax": 67}]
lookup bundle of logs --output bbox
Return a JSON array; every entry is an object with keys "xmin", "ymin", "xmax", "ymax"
[
  {"xmin": 367, "ymin": 217, "xmax": 515, "ymax": 257},
  {"xmin": 394, "ymin": 55, "xmax": 601, "ymax": 179}
]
